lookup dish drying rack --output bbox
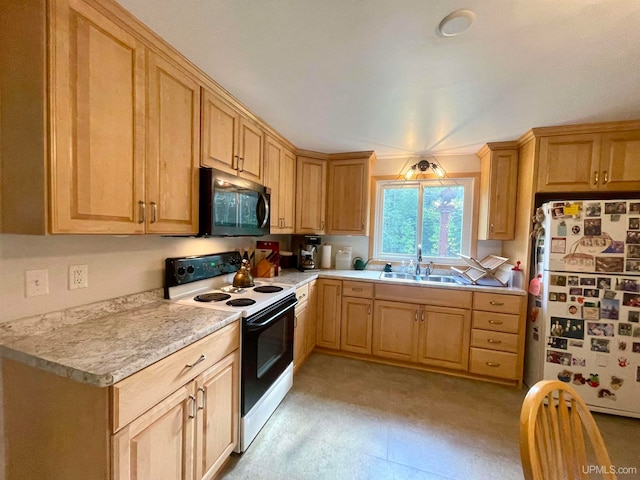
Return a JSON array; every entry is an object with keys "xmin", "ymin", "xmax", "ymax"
[{"xmin": 451, "ymin": 254, "xmax": 510, "ymax": 286}]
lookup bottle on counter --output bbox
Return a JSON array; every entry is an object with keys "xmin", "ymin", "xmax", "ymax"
[
  {"xmin": 510, "ymin": 261, "xmax": 523, "ymax": 289},
  {"xmin": 407, "ymin": 260, "xmax": 415, "ymax": 274},
  {"xmin": 400, "ymin": 261, "xmax": 406, "ymax": 273}
]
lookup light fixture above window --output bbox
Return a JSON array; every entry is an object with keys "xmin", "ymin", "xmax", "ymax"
[{"xmin": 404, "ymin": 159, "xmax": 446, "ymax": 180}]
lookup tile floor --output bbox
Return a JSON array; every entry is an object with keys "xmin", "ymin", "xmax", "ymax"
[{"xmin": 219, "ymin": 353, "xmax": 640, "ymax": 480}]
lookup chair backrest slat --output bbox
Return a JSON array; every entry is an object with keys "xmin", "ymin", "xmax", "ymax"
[{"xmin": 520, "ymin": 380, "xmax": 617, "ymax": 480}]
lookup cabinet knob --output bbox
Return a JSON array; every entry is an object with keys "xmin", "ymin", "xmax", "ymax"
[
  {"xmin": 414, "ymin": 311, "xmax": 418, "ymax": 322},
  {"xmin": 593, "ymin": 171, "xmax": 599, "ymax": 185},
  {"xmin": 602, "ymin": 170, "xmax": 609, "ymax": 184},
  {"xmin": 490, "ymin": 223, "xmax": 494, "ymax": 233},
  {"xmin": 321, "ymin": 220, "xmax": 325, "ymax": 230}
]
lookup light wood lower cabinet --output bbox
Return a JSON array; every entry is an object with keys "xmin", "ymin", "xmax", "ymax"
[
  {"xmin": 293, "ymin": 301, "xmax": 308, "ymax": 370},
  {"xmin": 372, "ymin": 300, "xmax": 419, "ymax": 362},
  {"xmin": 341, "ymin": 297, "xmax": 373, "ymax": 354},
  {"xmin": 417, "ymin": 306, "xmax": 471, "ymax": 371},
  {"xmin": 316, "ymin": 279, "xmax": 342, "ymax": 349},
  {"xmin": 293, "ymin": 281, "xmax": 317, "ymax": 372},
  {"xmin": 306, "ymin": 281, "xmax": 318, "ymax": 357},
  {"xmin": 3, "ymin": 323, "xmax": 240, "ymax": 480}
]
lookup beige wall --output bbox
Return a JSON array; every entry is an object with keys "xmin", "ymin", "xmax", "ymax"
[{"xmin": 0, "ymin": 234, "xmax": 290, "ymax": 323}]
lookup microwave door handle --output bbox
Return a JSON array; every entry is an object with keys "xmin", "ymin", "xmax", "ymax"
[
  {"xmin": 258, "ymin": 192, "xmax": 270, "ymax": 228},
  {"xmin": 246, "ymin": 301, "xmax": 297, "ymax": 331}
]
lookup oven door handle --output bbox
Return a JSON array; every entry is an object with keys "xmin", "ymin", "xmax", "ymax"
[{"xmin": 246, "ymin": 301, "xmax": 297, "ymax": 331}]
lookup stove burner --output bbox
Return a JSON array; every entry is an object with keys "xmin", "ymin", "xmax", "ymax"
[
  {"xmin": 226, "ymin": 298, "xmax": 256, "ymax": 307},
  {"xmin": 194, "ymin": 293, "xmax": 231, "ymax": 302},
  {"xmin": 253, "ymin": 285, "xmax": 284, "ymax": 294}
]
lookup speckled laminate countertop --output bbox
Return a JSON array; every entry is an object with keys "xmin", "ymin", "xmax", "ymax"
[
  {"xmin": 0, "ymin": 301, "xmax": 239, "ymax": 387},
  {"xmin": 0, "ymin": 267, "xmax": 523, "ymax": 388}
]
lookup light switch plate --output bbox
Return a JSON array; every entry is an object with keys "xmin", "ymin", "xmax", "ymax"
[{"xmin": 25, "ymin": 269, "xmax": 49, "ymax": 297}]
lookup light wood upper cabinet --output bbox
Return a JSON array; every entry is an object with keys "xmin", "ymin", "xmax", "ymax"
[
  {"xmin": 599, "ymin": 130, "xmax": 640, "ymax": 191},
  {"xmin": 51, "ymin": 0, "xmax": 147, "ymax": 234},
  {"xmin": 201, "ymin": 90, "xmax": 239, "ymax": 175},
  {"xmin": 201, "ymin": 89, "xmax": 264, "ymax": 183},
  {"xmin": 341, "ymin": 297, "xmax": 373, "ymax": 355},
  {"xmin": 295, "ymin": 156, "xmax": 327, "ymax": 234},
  {"xmin": 326, "ymin": 152, "xmax": 375, "ymax": 235},
  {"xmin": 537, "ymin": 129, "xmax": 640, "ymax": 192},
  {"xmin": 477, "ymin": 142, "xmax": 518, "ymax": 240},
  {"xmin": 146, "ymin": 53, "xmax": 200, "ymax": 234},
  {"xmin": 316, "ymin": 279, "xmax": 341, "ymax": 349},
  {"xmin": 417, "ymin": 305, "xmax": 471, "ymax": 371},
  {"xmin": 265, "ymin": 135, "xmax": 296, "ymax": 233}
]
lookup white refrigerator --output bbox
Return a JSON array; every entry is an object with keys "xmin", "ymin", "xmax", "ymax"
[{"xmin": 524, "ymin": 199, "xmax": 640, "ymax": 418}]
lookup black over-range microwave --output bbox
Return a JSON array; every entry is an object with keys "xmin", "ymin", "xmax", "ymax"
[{"xmin": 199, "ymin": 167, "xmax": 270, "ymax": 237}]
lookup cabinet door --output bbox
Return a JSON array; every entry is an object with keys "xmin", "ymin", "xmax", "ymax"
[
  {"xmin": 112, "ymin": 385, "xmax": 195, "ymax": 480},
  {"xmin": 306, "ymin": 281, "xmax": 318, "ymax": 356},
  {"xmin": 294, "ymin": 302, "xmax": 308, "ymax": 370},
  {"xmin": 295, "ymin": 156, "xmax": 327, "ymax": 234},
  {"xmin": 237, "ymin": 118, "xmax": 263, "ymax": 183},
  {"xmin": 372, "ymin": 300, "xmax": 419, "ymax": 362},
  {"xmin": 341, "ymin": 297, "xmax": 373, "ymax": 354},
  {"xmin": 194, "ymin": 351, "xmax": 239, "ymax": 480},
  {"xmin": 201, "ymin": 89, "xmax": 238, "ymax": 174},
  {"xmin": 51, "ymin": 0, "xmax": 146, "ymax": 233},
  {"xmin": 599, "ymin": 130, "xmax": 640, "ymax": 191},
  {"xmin": 537, "ymin": 134, "xmax": 600, "ymax": 192},
  {"xmin": 316, "ymin": 279, "xmax": 341, "ymax": 349},
  {"xmin": 478, "ymin": 148, "xmax": 518, "ymax": 240},
  {"xmin": 264, "ymin": 135, "xmax": 283, "ymax": 232},
  {"xmin": 417, "ymin": 306, "xmax": 471, "ymax": 371},
  {"xmin": 327, "ymin": 158, "xmax": 369, "ymax": 235},
  {"xmin": 280, "ymin": 148, "xmax": 297, "ymax": 233},
  {"xmin": 147, "ymin": 53, "xmax": 200, "ymax": 234}
]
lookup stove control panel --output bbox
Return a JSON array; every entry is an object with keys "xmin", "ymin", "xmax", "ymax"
[{"xmin": 164, "ymin": 251, "xmax": 243, "ymax": 296}]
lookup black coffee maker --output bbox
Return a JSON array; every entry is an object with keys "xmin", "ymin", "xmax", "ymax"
[{"xmin": 298, "ymin": 236, "xmax": 321, "ymax": 271}]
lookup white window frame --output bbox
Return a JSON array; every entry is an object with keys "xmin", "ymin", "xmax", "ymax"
[{"xmin": 372, "ymin": 177, "xmax": 475, "ymax": 265}]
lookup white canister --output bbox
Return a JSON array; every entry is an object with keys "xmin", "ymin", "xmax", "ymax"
[{"xmin": 335, "ymin": 250, "xmax": 351, "ymax": 270}]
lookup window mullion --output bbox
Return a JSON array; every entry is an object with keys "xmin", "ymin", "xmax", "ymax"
[{"xmin": 416, "ymin": 182, "xmax": 424, "ymax": 250}]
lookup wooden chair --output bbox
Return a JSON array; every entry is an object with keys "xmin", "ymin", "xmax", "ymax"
[{"xmin": 519, "ymin": 380, "xmax": 616, "ymax": 480}]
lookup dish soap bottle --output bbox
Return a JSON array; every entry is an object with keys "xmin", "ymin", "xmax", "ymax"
[
  {"xmin": 400, "ymin": 261, "xmax": 406, "ymax": 273},
  {"xmin": 407, "ymin": 260, "xmax": 415, "ymax": 274}
]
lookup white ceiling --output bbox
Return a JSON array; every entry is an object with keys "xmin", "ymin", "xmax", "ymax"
[{"xmin": 118, "ymin": 0, "xmax": 640, "ymax": 157}]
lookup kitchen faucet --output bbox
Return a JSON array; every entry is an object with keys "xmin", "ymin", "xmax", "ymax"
[{"xmin": 416, "ymin": 244, "xmax": 422, "ymax": 275}]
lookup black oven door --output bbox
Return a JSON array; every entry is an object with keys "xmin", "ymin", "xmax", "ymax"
[{"xmin": 241, "ymin": 294, "xmax": 296, "ymax": 416}]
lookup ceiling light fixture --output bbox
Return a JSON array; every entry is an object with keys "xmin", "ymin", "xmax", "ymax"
[
  {"xmin": 404, "ymin": 159, "xmax": 446, "ymax": 180},
  {"xmin": 438, "ymin": 9, "xmax": 476, "ymax": 37}
]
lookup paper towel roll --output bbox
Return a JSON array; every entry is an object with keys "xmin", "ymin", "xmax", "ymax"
[{"xmin": 320, "ymin": 244, "xmax": 332, "ymax": 269}]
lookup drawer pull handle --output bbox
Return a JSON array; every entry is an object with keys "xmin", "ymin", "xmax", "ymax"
[
  {"xmin": 186, "ymin": 354, "xmax": 206, "ymax": 368},
  {"xmin": 593, "ymin": 170, "xmax": 599, "ymax": 185},
  {"xmin": 188, "ymin": 394, "xmax": 197, "ymax": 418},
  {"xmin": 488, "ymin": 320, "xmax": 503, "ymax": 325},
  {"xmin": 486, "ymin": 362, "xmax": 501, "ymax": 367},
  {"xmin": 602, "ymin": 170, "xmax": 608, "ymax": 184},
  {"xmin": 197, "ymin": 387, "xmax": 206, "ymax": 410},
  {"xmin": 487, "ymin": 339, "xmax": 502, "ymax": 344},
  {"xmin": 489, "ymin": 301, "xmax": 504, "ymax": 306},
  {"xmin": 352, "ymin": 288, "xmax": 363, "ymax": 292}
]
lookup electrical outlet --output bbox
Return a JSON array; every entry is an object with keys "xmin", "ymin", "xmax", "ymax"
[
  {"xmin": 69, "ymin": 264, "xmax": 88, "ymax": 290},
  {"xmin": 25, "ymin": 269, "xmax": 49, "ymax": 297}
]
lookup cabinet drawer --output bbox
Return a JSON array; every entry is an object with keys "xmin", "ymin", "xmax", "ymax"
[
  {"xmin": 473, "ymin": 292, "xmax": 522, "ymax": 314},
  {"xmin": 343, "ymin": 281, "xmax": 373, "ymax": 298},
  {"xmin": 296, "ymin": 283, "xmax": 310, "ymax": 305},
  {"xmin": 472, "ymin": 311, "xmax": 519, "ymax": 333},
  {"xmin": 471, "ymin": 329, "xmax": 518, "ymax": 353},
  {"xmin": 111, "ymin": 321, "xmax": 240, "ymax": 432},
  {"xmin": 469, "ymin": 348, "xmax": 518, "ymax": 380}
]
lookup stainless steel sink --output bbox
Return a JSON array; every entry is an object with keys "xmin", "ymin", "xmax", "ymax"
[
  {"xmin": 379, "ymin": 272, "xmax": 422, "ymax": 281},
  {"xmin": 421, "ymin": 275, "xmax": 462, "ymax": 284},
  {"xmin": 379, "ymin": 272, "xmax": 463, "ymax": 284}
]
